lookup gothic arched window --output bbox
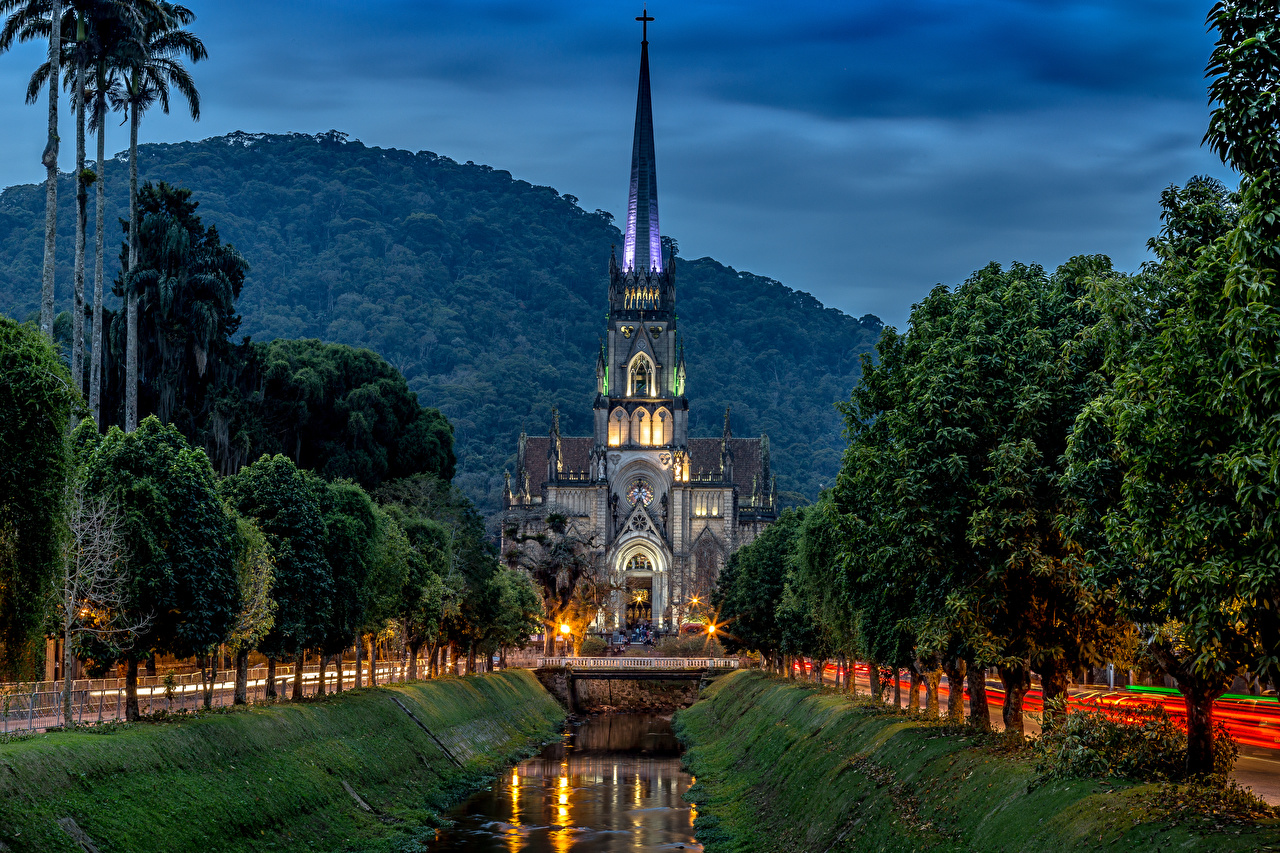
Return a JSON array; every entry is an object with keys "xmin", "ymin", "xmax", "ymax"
[
  {"xmin": 609, "ymin": 408, "xmax": 628, "ymax": 446},
  {"xmin": 630, "ymin": 356, "xmax": 652, "ymax": 397},
  {"xmin": 653, "ymin": 407, "xmax": 670, "ymax": 445},
  {"xmin": 627, "ymin": 553, "xmax": 653, "ymax": 573}
]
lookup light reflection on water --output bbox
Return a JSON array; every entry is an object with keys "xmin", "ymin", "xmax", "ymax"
[{"xmin": 427, "ymin": 713, "xmax": 702, "ymax": 852}]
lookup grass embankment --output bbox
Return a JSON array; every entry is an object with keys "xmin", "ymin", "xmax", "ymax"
[
  {"xmin": 676, "ymin": 671, "xmax": 1280, "ymax": 852},
  {"xmin": 0, "ymin": 670, "xmax": 563, "ymax": 853}
]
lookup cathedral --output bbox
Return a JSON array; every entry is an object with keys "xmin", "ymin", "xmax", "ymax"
[{"xmin": 502, "ymin": 16, "xmax": 778, "ymax": 632}]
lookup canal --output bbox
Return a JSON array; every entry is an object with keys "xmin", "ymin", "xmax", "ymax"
[{"xmin": 426, "ymin": 713, "xmax": 701, "ymax": 852}]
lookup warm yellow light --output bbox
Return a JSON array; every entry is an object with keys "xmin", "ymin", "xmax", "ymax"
[
  {"xmin": 560, "ymin": 624, "xmax": 571, "ymax": 634},
  {"xmin": 558, "ymin": 792, "xmax": 568, "ymax": 805},
  {"xmin": 559, "ymin": 776, "xmax": 568, "ymax": 788},
  {"xmin": 512, "ymin": 771, "xmax": 519, "ymax": 785},
  {"xmin": 707, "ymin": 625, "xmax": 717, "ymax": 634}
]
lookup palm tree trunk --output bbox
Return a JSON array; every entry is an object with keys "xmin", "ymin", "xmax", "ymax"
[
  {"xmin": 89, "ymin": 70, "xmax": 106, "ymax": 423},
  {"xmin": 73, "ymin": 38, "xmax": 87, "ymax": 405},
  {"xmin": 40, "ymin": 0, "xmax": 62, "ymax": 340},
  {"xmin": 125, "ymin": 97, "xmax": 139, "ymax": 432}
]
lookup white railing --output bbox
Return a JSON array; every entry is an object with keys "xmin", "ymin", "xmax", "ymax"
[{"xmin": 536, "ymin": 657, "xmax": 739, "ymax": 669}]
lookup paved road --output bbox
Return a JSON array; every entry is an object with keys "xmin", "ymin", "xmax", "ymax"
[{"xmin": 814, "ymin": 664, "xmax": 1280, "ymax": 804}]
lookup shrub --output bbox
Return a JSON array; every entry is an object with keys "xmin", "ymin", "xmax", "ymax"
[
  {"xmin": 579, "ymin": 636, "xmax": 607, "ymax": 656},
  {"xmin": 1032, "ymin": 697, "xmax": 1237, "ymax": 784}
]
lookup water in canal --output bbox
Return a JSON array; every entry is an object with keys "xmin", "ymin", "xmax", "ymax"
[{"xmin": 426, "ymin": 713, "xmax": 702, "ymax": 852}]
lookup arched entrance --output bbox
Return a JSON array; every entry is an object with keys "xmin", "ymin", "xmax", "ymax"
[
  {"xmin": 613, "ymin": 540, "xmax": 667, "ymax": 631},
  {"xmin": 624, "ymin": 553, "xmax": 654, "ymax": 627}
]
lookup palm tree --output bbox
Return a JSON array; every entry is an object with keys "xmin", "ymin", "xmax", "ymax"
[
  {"xmin": 111, "ymin": 0, "xmax": 204, "ymax": 431},
  {"xmin": 82, "ymin": 0, "xmax": 153, "ymax": 424},
  {"xmin": 1, "ymin": 0, "xmax": 64, "ymax": 341}
]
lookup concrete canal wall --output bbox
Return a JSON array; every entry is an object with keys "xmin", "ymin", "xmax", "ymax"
[
  {"xmin": 676, "ymin": 670, "xmax": 1280, "ymax": 853},
  {"xmin": 0, "ymin": 670, "xmax": 564, "ymax": 853}
]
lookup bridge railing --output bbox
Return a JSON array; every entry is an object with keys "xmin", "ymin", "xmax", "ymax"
[{"xmin": 536, "ymin": 657, "xmax": 739, "ymax": 669}]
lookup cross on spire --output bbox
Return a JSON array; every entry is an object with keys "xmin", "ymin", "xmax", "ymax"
[{"xmin": 636, "ymin": 7, "xmax": 653, "ymax": 43}]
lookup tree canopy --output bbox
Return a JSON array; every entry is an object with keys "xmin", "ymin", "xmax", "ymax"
[{"xmin": 0, "ymin": 315, "xmax": 75, "ymax": 675}]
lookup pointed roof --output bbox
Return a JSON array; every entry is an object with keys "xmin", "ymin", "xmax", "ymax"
[{"xmin": 623, "ymin": 9, "xmax": 661, "ymax": 274}]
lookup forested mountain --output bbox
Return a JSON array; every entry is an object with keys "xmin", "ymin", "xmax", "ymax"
[{"xmin": 0, "ymin": 131, "xmax": 882, "ymax": 511}]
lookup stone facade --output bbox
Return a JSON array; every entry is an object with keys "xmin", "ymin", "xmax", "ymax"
[{"xmin": 500, "ymin": 26, "xmax": 778, "ymax": 631}]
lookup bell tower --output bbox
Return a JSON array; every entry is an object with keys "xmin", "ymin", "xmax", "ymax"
[{"xmin": 594, "ymin": 9, "xmax": 688, "ymax": 458}]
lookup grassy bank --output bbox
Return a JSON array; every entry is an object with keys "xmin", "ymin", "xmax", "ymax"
[
  {"xmin": 0, "ymin": 670, "xmax": 563, "ymax": 853},
  {"xmin": 675, "ymin": 671, "xmax": 1280, "ymax": 852}
]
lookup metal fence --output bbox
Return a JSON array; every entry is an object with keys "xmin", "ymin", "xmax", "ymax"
[{"xmin": 0, "ymin": 660, "xmax": 447, "ymax": 733}]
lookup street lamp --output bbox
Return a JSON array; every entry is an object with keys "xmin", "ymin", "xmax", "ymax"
[{"xmin": 560, "ymin": 623, "xmax": 571, "ymax": 657}]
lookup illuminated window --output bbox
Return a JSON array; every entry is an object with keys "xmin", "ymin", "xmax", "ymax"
[
  {"xmin": 630, "ymin": 356, "xmax": 652, "ymax": 397},
  {"xmin": 627, "ymin": 553, "xmax": 653, "ymax": 573},
  {"xmin": 609, "ymin": 409, "xmax": 627, "ymax": 446},
  {"xmin": 653, "ymin": 408, "xmax": 669, "ymax": 445}
]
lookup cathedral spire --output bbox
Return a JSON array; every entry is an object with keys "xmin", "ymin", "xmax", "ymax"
[{"xmin": 623, "ymin": 8, "xmax": 661, "ymax": 274}]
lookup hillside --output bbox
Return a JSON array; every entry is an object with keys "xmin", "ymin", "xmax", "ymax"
[{"xmin": 0, "ymin": 131, "xmax": 882, "ymax": 511}]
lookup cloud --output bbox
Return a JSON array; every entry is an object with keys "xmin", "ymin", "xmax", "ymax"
[{"xmin": 0, "ymin": 1, "xmax": 1238, "ymax": 326}]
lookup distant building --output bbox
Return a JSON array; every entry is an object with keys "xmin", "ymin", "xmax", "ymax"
[{"xmin": 501, "ymin": 19, "xmax": 778, "ymax": 632}]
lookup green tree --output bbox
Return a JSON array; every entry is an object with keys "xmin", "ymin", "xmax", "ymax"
[
  {"xmin": 216, "ymin": 338, "xmax": 455, "ymax": 485},
  {"xmin": 110, "ymin": 180, "xmax": 247, "ymax": 433},
  {"xmin": 113, "ymin": 0, "xmax": 204, "ymax": 431},
  {"xmin": 0, "ymin": 0, "xmax": 62, "ymax": 339},
  {"xmin": 317, "ymin": 480, "xmax": 389, "ymax": 692},
  {"xmin": 0, "ymin": 317, "xmax": 75, "ymax": 675},
  {"xmin": 80, "ymin": 415, "xmax": 237, "ymax": 719},
  {"xmin": 227, "ymin": 514, "xmax": 274, "ymax": 705},
  {"xmin": 1207, "ymin": 0, "xmax": 1280, "ymax": 699},
  {"xmin": 713, "ymin": 508, "xmax": 803, "ymax": 670},
  {"xmin": 220, "ymin": 453, "xmax": 330, "ymax": 700},
  {"xmin": 502, "ymin": 509, "xmax": 604, "ymax": 655}
]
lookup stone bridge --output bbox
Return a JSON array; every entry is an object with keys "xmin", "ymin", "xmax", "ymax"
[{"xmin": 533, "ymin": 657, "xmax": 739, "ymax": 713}]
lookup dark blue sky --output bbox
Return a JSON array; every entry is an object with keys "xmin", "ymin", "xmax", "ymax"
[{"xmin": 0, "ymin": 1, "xmax": 1237, "ymax": 326}]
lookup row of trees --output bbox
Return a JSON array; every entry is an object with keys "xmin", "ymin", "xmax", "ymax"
[
  {"xmin": 1, "ymin": 304, "xmax": 539, "ymax": 717},
  {"xmin": 716, "ymin": 0, "xmax": 1280, "ymax": 779}
]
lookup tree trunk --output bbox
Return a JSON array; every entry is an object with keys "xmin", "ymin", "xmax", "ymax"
[
  {"xmin": 941, "ymin": 657, "xmax": 966, "ymax": 724},
  {"xmin": 923, "ymin": 665, "xmax": 942, "ymax": 719},
  {"xmin": 467, "ymin": 644, "xmax": 476, "ymax": 676},
  {"xmin": 408, "ymin": 641, "xmax": 421, "ymax": 680},
  {"xmin": 234, "ymin": 649, "xmax": 248, "ymax": 705},
  {"xmin": 72, "ymin": 43, "xmax": 87, "ymax": 403},
  {"xmin": 870, "ymin": 659, "xmax": 885, "ymax": 701},
  {"xmin": 334, "ymin": 653, "xmax": 343, "ymax": 693},
  {"xmin": 203, "ymin": 654, "xmax": 217, "ymax": 710},
  {"xmin": 63, "ymin": 623, "xmax": 75, "ymax": 728},
  {"xmin": 543, "ymin": 625, "xmax": 555, "ymax": 656},
  {"xmin": 893, "ymin": 667, "xmax": 902, "ymax": 710},
  {"xmin": 1039, "ymin": 657, "xmax": 1072, "ymax": 729},
  {"xmin": 292, "ymin": 653, "xmax": 304, "ymax": 700},
  {"xmin": 125, "ymin": 657, "xmax": 140, "ymax": 721},
  {"xmin": 908, "ymin": 667, "xmax": 921, "ymax": 712},
  {"xmin": 998, "ymin": 661, "xmax": 1032, "ymax": 736},
  {"xmin": 265, "ymin": 657, "xmax": 277, "ymax": 700},
  {"xmin": 125, "ymin": 98, "xmax": 139, "ymax": 432},
  {"xmin": 966, "ymin": 659, "xmax": 990, "ymax": 732},
  {"xmin": 39, "ymin": 0, "xmax": 61, "ymax": 340},
  {"xmin": 366, "ymin": 636, "xmax": 377, "ymax": 687},
  {"xmin": 316, "ymin": 654, "xmax": 327, "ymax": 696},
  {"xmin": 1147, "ymin": 645, "xmax": 1231, "ymax": 778},
  {"xmin": 430, "ymin": 643, "xmax": 440, "ymax": 678},
  {"xmin": 89, "ymin": 68, "xmax": 106, "ymax": 423},
  {"xmin": 355, "ymin": 639, "xmax": 363, "ymax": 688}
]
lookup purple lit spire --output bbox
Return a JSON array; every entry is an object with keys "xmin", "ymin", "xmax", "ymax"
[{"xmin": 623, "ymin": 8, "xmax": 661, "ymax": 273}]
